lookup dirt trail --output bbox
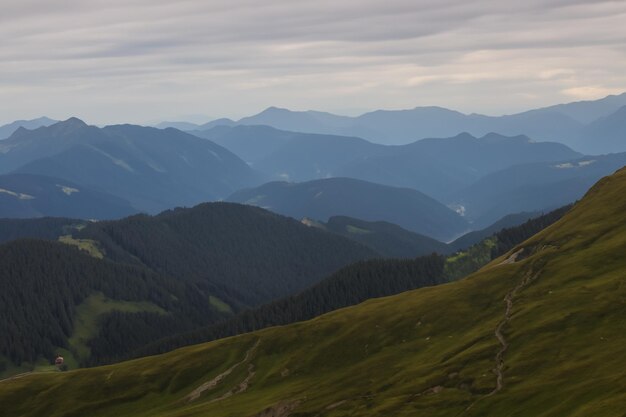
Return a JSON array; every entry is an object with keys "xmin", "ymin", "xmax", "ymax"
[
  {"xmin": 208, "ymin": 363, "xmax": 257, "ymax": 403},
  {"xmin": 462, "ymin": 269, "xmax": 539, "ymax": 414},
  {"xmin": 186, "ymin": 338, "xmax": 260, "ymax": 402},
  {"xmin": 498, "ymin": 248, "xmax": 524, "ymax": 265}
]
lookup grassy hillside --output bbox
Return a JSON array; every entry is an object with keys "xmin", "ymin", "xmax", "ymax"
[{"xmin": 2, "ymin": 168, "xmax": 625, "ymax": 416}]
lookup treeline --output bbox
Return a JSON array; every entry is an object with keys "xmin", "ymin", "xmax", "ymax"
[
  {"xmin": 0, "ymin": 239, "xmax": 222, "ymax": 367},
  {"xmin": 445, "ymin": 205, "xmax": 572, "ymax": 280},
  {"xmin": 491, "ymin": 204, "xmax": 572, "ymax": 258},
  {"xmin": 131, "ymin": 254, "xmax": 445, "ymax": 359}
]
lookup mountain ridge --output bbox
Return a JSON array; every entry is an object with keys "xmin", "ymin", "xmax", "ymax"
[
  {"xmin": 181, "ymin": 92, "xmax": 626, "ymax": 148},
  {"xmin": 1, "ymin": 118, "xmax": 261, "ymax": 213},
  {"xmin": 227, "ymin": 177, "xmax": 469, "ymax": 241}
]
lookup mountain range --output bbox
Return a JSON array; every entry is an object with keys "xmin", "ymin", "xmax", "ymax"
[
  {"xmin": 2, "ymin": 114, "xmax": 622, "ymax": 238},
  {"xmin": 170, "ymin": 93, "xmax": 626, "ymax": 152},
  {"xmin": 0, "ymin": 118, "xmax": 261, "ymax": 214},
  {"xmin": 197, "ymin": 123, "xmax": 625, "ymax": 227},
  {"xmin": 3, "ymin": 159, "xmax": 623, "ymax": 417},
  {"xmin": 202, "ymin": 125, "xmax": 580, "ymax": 201}
]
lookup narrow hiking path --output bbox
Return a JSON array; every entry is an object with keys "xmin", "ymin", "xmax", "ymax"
[
  {"xmin": 208, "ymin": 363, "xmax": 256, "ymax": 403},
  {"xmin": 462, "ymin": 267, "xmax": 540, "ymax": 414},
  {"xmin": 185, "ymin": 338, "xmax": 260, "ymax": 402}
]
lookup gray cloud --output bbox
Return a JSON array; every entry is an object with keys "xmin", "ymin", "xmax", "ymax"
[{"xmin": 1, "ymin": 0, "xmax": 625, "ymax": 124}]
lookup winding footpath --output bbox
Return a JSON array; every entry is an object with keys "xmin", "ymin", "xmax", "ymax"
[{"xmin": 463, "ymin": 265, "xmax": 540, "ymax": 414}]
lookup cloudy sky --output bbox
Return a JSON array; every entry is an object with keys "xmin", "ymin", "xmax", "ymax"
[{"xmin": 1, "ymin": 0, "xmax": 625, "ymax": 125}]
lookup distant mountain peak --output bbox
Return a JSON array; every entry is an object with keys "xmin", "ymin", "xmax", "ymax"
[
  {"xmin": 61, "ymin": 117, "xmax": 88, "ymax": 127},
  {"xmin": 451, "ymin": 132, "xmax": 476, "ymax": 140},
  {"xmin": 46, "ymin": 117, "xmax": 89, "ymax": 135},
  {"xmin": 479, "ymin": 132, "xmax": 532, "ymax": 143},
  {"xmin": 260, "ymin": 106, "xmax": 291, "ymax": 114}
]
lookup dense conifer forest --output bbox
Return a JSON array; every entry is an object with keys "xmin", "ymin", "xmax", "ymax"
[
  {"xmin": 131, "ymin": 254, "xmax": 446, "ymax": 358},
  {"xmin": 131, "ymin": 205, "xmax": 571, "ymax": 360},
  {"xmin": 76, "ymin": 202, "xmax": 377, "ymax": 306},
  {"xmin": 0, "ymin": 203, "xmax": 569, "ymax": 370},
  {"xmin": 0, "ymin": 240, "xmax": 221, "ymax": 368}
]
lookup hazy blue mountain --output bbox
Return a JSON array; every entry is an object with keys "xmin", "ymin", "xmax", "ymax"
[
  {"xmin": 197, "ymin": 118, "xmax": 237, "ymax": 130},
  {"xmin": 201, "ymin": 93, "xmax": 625, "ymax": 146},
  {"xmin": 0, "ymin": 117, "xmax": 109, "ymax": 173},
  {"xmin": 339, "ymin": 133, "xmax": 580, "ymax": 201},
  {"xmin": 4, "ymin": 118, "xmax": 260, "ymax": 213},
  {"xmin": 575, "ymin": 105, "xmax": 626, "ymax": 154},
  {"xmin": 0, "ymin": 117, "xmax": 57, "ymax": 140},
  {"xmin": 211, "ymin": 127, "xmax": 579, "ymax": 201},
  {"xmin": 155, "ymin": 121, "xmax": 201, "ymax": 130},
  {"xmin": 0, "ymin": 173, "xmax": 136, "ymax": 219},
  {"xmin": 193, "ymin": 125, "xmax": 579, "ymax": 201},
  {"xmin": 220, "ymin": 106, "xmax": 582, "ymax": 145},
  {"xmin": 452, "ymin": 153, "xmax": 626, "ymax": 227},
  {"xmin": 227, "ymin": 177, "xmax": 468, "ymax": 241},
  {"xmin": 351, "ymin": 107, "xmax": 582, "ymax": 145},
  {"xmin": 237, "ymin": 107, "xmax": 352, "ymax": 134},
  {"xmin": 255, "ymin": 132, "xmax": 384, "ymax": 182},
  {"xmin": 534, "ymin": 92, "xmax": 626, "ymax": 124},
  {"xmin": 190, "ymin": 125, "xmax": 296, "ymax": 163}
]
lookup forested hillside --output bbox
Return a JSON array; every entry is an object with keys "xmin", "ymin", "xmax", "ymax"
[
  {"xmin": 0, "ymin": 240, "xmax": 221, "ymax": 372},
  {"xmin": 133, "ymin": 254, "xmax": 445, "ymax": 358},
  {"xmin": 132, "ymin": 206, "xmax": 570, "ymax": 359},
  {"xmin": 0, "ymin": 202, "xmax": 569, "ymax": 373},
  {"xmin": 77, "ymin": 202, "xmax": 377, "ymax": 306},
  {"xmin": 0, "ymin": 203, "xmax": 377, "ymax": 374}
]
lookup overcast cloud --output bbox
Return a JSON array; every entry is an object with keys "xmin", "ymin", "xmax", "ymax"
[{"xmin": 1, "ymin": 0, "xmax": 625, "ymax": 124}]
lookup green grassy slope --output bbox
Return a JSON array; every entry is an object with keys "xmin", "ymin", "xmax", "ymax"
[{"xmin": 2, "ymin": 169, "xmax": 626, "ymax": 416}]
